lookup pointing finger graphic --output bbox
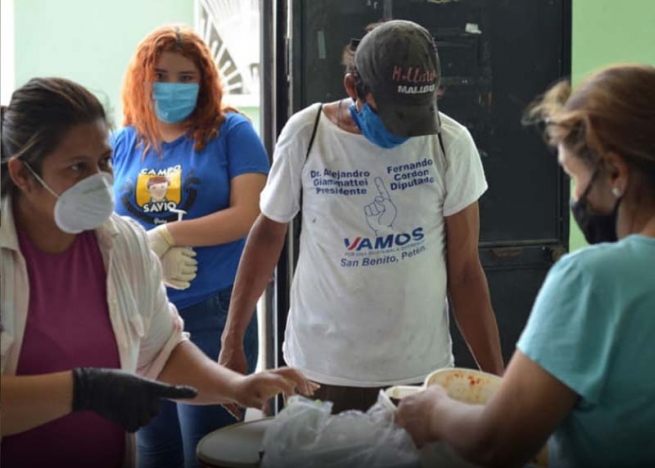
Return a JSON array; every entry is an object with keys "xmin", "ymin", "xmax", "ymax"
[
  {"xmin": 375, "ymin": 177, "xmax": 391, "ymax": 200},
  {"xmin": 363, "ymin": 177, "xmax": 397, "ymax": 234}
]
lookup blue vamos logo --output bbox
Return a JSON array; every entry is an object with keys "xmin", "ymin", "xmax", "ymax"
[{"xmin": 344, "ymin": 227, "xmax": 424, "ymax": 251}]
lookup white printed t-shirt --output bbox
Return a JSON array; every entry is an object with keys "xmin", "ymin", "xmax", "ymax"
[{"xmin": 260, "ymin": 103, "xmax": 487, "ymax": 387}]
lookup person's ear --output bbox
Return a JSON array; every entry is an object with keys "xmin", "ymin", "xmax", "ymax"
[
  {"xmin": 604, "ymin": 152, "xmax": 629, "ymax": 197},
  {"xmin": 7, "ymin": 158, "xmax": 37, "ymax": 193},
  {"xmin": 344, "ymin": 74, "xmax": 359, "ymax": 103}
]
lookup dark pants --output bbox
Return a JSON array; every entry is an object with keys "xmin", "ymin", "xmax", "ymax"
[
  {"xmin": 136, "ymin": 286, "xmax": 258, "ymax": 468},
  {"xmin": 313, "ymin": 383, "xmax": 388, "ymax": 414}
]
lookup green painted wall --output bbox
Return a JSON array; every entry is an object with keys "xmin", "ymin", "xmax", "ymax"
[
  {"xmin": 12, "ymin": 0, "xmax": 264, "ymax": 134},
  {"xmin": 240, "ymin": 106, "xmax": 261, "ymax": 135},
  {"xmin": 14, "ymin": 0, "xmax": 194, "ymax": 126},
  {"xmin": 569, "ymin": 0, "xmax": 655, "ymax": 250}
]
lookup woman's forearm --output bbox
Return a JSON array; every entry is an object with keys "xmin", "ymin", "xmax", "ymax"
[
  {"xmin": 1, "ymin": 372, "xmax": 74, "ymax": 436},
  {"xmin": 165, "ymin": 173, "xmax": 267, "ymax": 248},
  {"xmin": 165, "ymin": 205, "xmax": 260, "ymax": 248},
  {"xmin": 156, "ymin": 341, "xmax": 242, "ymax": 405},
  {"xmin": 429, "ymin": 398, "xmax": 498, "ymax": 463}
]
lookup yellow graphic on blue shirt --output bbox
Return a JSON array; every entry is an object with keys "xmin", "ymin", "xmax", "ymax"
[
  {"xmin": 117, "ymin": 164, "xmax": 201, "ymax": 226},
  {"xmin": 136, "ymin": 166, "xmax": 182, "ymax": 213}
]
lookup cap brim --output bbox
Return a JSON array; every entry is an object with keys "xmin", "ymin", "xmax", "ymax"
[{"xmin": 377, "ymin": 100, "xmax": 440, "ymax": 137}]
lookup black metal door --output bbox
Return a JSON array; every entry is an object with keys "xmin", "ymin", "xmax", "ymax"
[{"xmin": 263, "ymin": 0, "xmax": 571, "ymax": 370}]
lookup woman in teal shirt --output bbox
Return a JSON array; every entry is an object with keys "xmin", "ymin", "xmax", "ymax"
[{"xmin": 396, "ymin": 63, "xmax": 655, "ymax": 467}]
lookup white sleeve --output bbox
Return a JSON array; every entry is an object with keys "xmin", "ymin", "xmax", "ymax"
[
  {"xmin": 137, "ymin": 246, "xmax": 189, "ymax": 379},
  {"xmin": 260, "ymin": 104, "xmax": 322, "ymax": 223},
  {"xmin": 117, "ymin": 216, "xmax": 189, "ymax": 379},
  {"xmin": 442, "ymin": 127, "xmax": 488, "ymax": 217}
]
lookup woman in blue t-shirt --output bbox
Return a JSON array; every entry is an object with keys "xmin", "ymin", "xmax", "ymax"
[
  {"xmin": 396, "ymin": 64, "xmax": 655, "ymax": 467},
  {"xmin": 112, "ymin": 25, "xmax": 269, "ymax": 468}
]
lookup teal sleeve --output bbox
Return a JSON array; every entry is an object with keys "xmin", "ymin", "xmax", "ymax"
[{"xmin": 517, "ymin": 254, "xmax": 616, "ymax": 404}]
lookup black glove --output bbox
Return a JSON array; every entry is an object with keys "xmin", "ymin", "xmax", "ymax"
[{"xmin": 72, "ymin": 367, "xmax": 197, "ymax": 433}]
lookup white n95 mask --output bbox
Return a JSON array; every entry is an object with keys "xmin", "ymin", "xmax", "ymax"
[{"xmin": 24, "ymin": 164, "xmax": 115, "ymax": 234}]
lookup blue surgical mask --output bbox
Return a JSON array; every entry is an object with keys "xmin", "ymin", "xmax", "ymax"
[
  {"xmin": 152, "ymin": 82, "xmax": 200, "ymax": 123},
  {"xmin": 349, "ymin": 103, "xmax": 409, "ymax": 149}
]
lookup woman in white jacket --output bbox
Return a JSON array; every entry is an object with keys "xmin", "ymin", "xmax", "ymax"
[{"xmin": 0, "ymin": 77, "xmax": 317, "ymax": 467}]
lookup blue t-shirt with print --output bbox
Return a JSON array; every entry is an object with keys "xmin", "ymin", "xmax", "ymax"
[
  {"xmin": 111, "ymin": 113, "xmax": 269, "ymax": 309},
  {"xmin": 517, "ymin": 235, "xmax": 655, "ymax": 468}
]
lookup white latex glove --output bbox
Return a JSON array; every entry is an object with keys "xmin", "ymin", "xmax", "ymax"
[
  {"xmin": 160, "ymin": 247, "xmax": 198, "ymax": 290},
  {"xmin": 147, "ymin": 224, "xmax": 176, "ymax": 258}
]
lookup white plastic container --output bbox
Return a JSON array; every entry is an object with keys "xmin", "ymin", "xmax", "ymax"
[{"xmin": 386, "ymin": 368, "xmax": 548, "ymax": 467}]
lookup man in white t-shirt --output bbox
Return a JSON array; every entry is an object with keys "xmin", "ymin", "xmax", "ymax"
[{"xmin": 219, "ymin": 20, "xmax": 504, "ymax": 413}]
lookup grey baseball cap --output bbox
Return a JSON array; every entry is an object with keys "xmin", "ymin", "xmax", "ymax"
[{"xmin": 355, "ymin": 20, "xmax": 441, "ymax": 137}]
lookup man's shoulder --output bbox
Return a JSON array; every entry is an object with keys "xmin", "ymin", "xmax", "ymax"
[
  {"xmin": 438, "ymin": 113, "xmax": 470, "ymax": 138},
  {"xmin": 437, "ymin": 112, "xmax": 476, "ymax": 152},
  {"xmin": 276, "ymin": 103, "xmax": 325, "ymax": 150},
  {"xmin": 284, "ymin": 103, "xmax": 324, "ymax": 132}
]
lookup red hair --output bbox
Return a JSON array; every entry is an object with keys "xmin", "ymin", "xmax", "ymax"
[{"xmin": 121, "ymin": 24, "xmax": 238, "ymax": 154}]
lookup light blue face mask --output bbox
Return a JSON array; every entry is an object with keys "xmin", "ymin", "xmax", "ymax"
[
  {"xmin": 152, "ymin": 82, "xmax": 200, "ymax": 123},
  {"xmin": 349, "ymin": 103, "xmax": 409, "ymax": 149}
]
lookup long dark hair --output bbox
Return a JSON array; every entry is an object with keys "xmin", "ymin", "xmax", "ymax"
[{"xmin": 1, "ymin": 77, "xmax": 108, "ymax": 199}]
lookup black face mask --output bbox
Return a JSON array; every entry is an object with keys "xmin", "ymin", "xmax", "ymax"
[{"xmin": 570, "ymin": 169, "xmax": 621, "ymax": 244}]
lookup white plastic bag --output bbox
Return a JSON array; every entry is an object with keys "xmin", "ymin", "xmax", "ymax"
[{"xmin": 261, "ymin": 393, "xmax": 421, "ymax": 468}]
